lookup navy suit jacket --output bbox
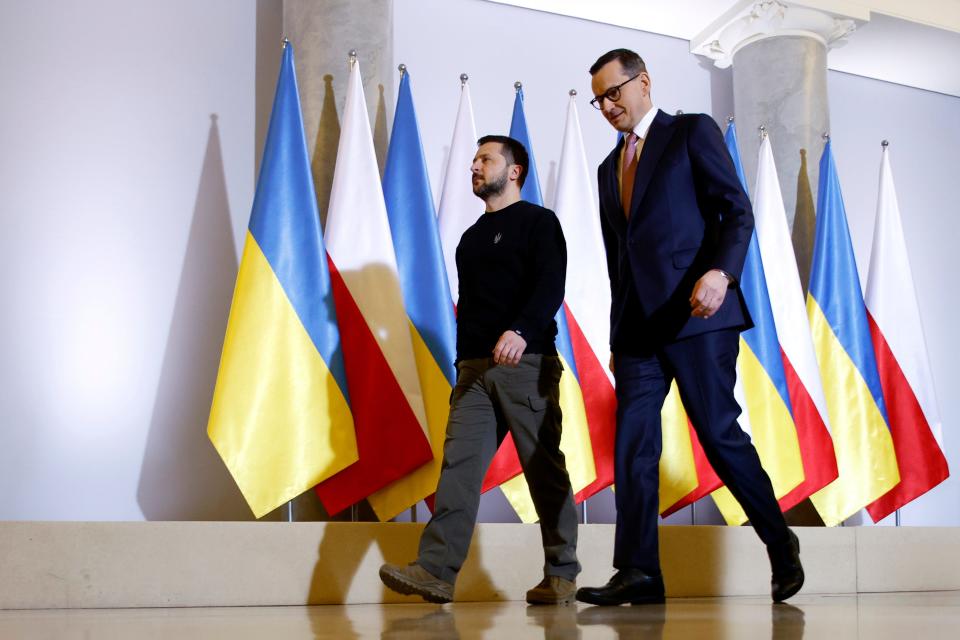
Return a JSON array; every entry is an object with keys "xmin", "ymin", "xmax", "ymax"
[{"xmin": 598, "ymin": 109, "xmax": 754, "ymax": 350}]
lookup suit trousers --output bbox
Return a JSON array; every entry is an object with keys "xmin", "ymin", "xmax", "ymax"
[
  {"xmin": 613, "ymin": 328, "xmax": 790, "ymax": 574},
  {"xmin": 417, "ymin": 355, "xmax": 580, "ymax": 584}
]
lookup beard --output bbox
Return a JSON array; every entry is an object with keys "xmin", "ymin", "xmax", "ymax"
[{"xmin": 472, "ymin": 168, "xmax": 509, "ymax": 200}]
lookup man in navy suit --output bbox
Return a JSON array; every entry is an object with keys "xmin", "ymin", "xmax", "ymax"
[{"xmin": 575, "ymin": 49, "xmax": 804, "ymax": 606}]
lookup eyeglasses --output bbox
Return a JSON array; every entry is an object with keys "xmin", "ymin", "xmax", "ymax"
[{"xmin": 589, "ymin": 74, "xmax": 641, "ymax": 110}]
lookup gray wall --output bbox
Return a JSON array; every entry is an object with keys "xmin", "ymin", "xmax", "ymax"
[{"xmin": 0, "ymin": 0, "xmax": 955, "ymax": 526}]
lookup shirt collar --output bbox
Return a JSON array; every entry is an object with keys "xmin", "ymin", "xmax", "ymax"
[{"xmin": 632, "ymin": 105, "xmax": 658, "ymax": 140}]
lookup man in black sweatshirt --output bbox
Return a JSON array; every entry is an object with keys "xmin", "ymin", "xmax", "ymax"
[{"xmin": 379, "ymin": 135, "xmax": 580, "ymax": 605}]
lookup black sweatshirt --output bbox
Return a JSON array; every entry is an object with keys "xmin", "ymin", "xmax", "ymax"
[{"xmin": 454, "ymin": 200, "xmax": 567, "ymax": 363}]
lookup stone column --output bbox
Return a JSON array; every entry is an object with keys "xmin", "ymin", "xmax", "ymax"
[
  {"xmin": 283, "ymin": 0, "xmax": 393, "ymax": 227},
  {"xmin": 692, "ymin": 0, "xmax": 866, "ymax": 230},
  {"xmin": 691, "ymin": 1, "xmax": 869, "ymax": 525},
  {"xmin": 733, "ymin": 35, "xmax": 829, "ymax": 228}
]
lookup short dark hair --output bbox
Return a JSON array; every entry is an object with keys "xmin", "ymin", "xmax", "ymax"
[
  {"xmin": 589, "ymin": 49, "xmax": 647, "ymax": 77},
  {"xmin": 477, "ymin": 135, "xmax": 529, "ymax": 188}
]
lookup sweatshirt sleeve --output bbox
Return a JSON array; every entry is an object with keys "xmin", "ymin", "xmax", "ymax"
[{"xmin": 511, "ymin": 210, "xmax": 567, "ymax": 338}]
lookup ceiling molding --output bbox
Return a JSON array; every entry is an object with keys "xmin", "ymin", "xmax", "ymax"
[{"xmin": 484, "ymin": 0, "xmax": 960, "ymax": 96}]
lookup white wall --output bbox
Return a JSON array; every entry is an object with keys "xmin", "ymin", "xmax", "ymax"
[{"xmin": 0, "ymin": 0, "xmax": 267, "ymax": 520}]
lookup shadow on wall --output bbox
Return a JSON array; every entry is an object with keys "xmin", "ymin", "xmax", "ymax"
[
  {"xmin": 136, "ymin": 116, "xmax": 251, "ymax": 521},
  {"xmin": 374, "ymin": 83, "xmax": 388, "ymax": 177},
  {"xmin": 313, "ymin": 74, "xmax": 340, "ymax": 230}
]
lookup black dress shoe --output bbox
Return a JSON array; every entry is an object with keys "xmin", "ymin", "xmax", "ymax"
[
  {"xmin": 769, "ymin": 529, "xmax": 804, "ymax": 603},
  {"xmin": 575, "ymin": 569, "xmax": 665, "ymax": 606}
]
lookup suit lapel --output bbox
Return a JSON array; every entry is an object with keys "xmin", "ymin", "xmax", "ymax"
[
  {"xmin": 600, "ymin": 141, "xmax": 626, "ymax": 233},
  {"xmin": 627, "ymin": 110, "xmax": 676, "ymax": 221}
]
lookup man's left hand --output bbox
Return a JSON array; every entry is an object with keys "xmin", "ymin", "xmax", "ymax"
[
  {"xmin": 689, "ymin": 269, "xmax": 731, "ymax": 319},
  {"xmin": 493, "ymin": 330, "xmax": 528, "ymax": 366}
]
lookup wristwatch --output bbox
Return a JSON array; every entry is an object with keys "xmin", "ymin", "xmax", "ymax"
[{"xmin": 715, "ymin": 269, "xmax": 735, "ymax": 285}]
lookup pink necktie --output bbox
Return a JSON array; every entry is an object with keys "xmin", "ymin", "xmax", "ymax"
[{"xmin": 621, "ymin": 132, "xmax": 639, "ymax": 218}]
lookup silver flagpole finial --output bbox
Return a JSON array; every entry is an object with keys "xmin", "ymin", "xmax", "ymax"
[
  {"xmin": 727, "ymin": 115, "xmax": 734, "ymax": 123},
  {"xmin": 759, "ymin": 124, "xmax": 767, "ymax": 139},
  {"xmin": 569, "ymin": 89, "xmax": 577, "ymax": 97},
  {"xmin": 282, "ymin": 37, "xmax": 290, "ymax": 48},
  {"xmin": 822, "ymin": 132, "xmax": 830, "ymax": 141},
  {"xmin": 348, "ymin": 49, "xmax": 358, "ymax": 66},
  {"xmin": 514, "ymin": 81, "xmax": 522, "ymax": 93},
  {"xmin": 881, "ymin": 139, "xmax": 889, "ymax": 149},
  {"xmin": 398, "ymin": 63, "xmax": 407, "ymax": 76},
  {"xmin": 460, "ymin": 73, "xmax": 468, "ymax": 86},
  {"xmin": 676, "ymin": 109, "xmax": 684, "ymax": 115}
]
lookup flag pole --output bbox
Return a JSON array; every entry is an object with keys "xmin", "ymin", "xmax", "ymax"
[
  {"xmin": 882, "ymin": 138, "xmax": 899, "ymax": 529},
  {"xmin": 401, "ymin": 56, "xmax": 413, "ymax": 529},
  {"xmin": 568, "ymin": 85, "xmax": 592, "ymax": 528},
  {"xmin": 279, "ymin": 31, "xmax": 291, "ymax": 474},
  {"xmin": 347, "ymin": 46, "xmax": 357, "ymax": 529}
]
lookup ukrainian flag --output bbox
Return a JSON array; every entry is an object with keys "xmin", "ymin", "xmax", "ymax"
[
  {"xmin": 207, "ymin": 43, "xmax": 356, "ymax": 519},
  {"xmin": 366, "ymin": 69, "xmax": 458, "ymax": 520},
  {"xmin": 711, "ymin": 123, "xmax": 804, "ymax": 524},
  {"xmin": 658, "ymin": 384, "xmax": 716, "ymax": 514},
  {"xmin": 497, "ymin": 85, "xmax": 596, "ymax": 522},
  {"xmin": 808, "ymin": 139, "xmax": 899, "ymax": 525}
]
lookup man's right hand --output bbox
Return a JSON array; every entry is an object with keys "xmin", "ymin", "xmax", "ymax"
[{"xmin": 493, "ymin": 330, "xmax": 527, "ymax": 366}]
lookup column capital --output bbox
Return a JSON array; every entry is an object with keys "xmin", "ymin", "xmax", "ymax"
[{"xmin": 690, "ymin": 0, "xmax": 869, "ymax": 68}]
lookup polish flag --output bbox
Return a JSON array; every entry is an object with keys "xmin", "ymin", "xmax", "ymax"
[
  {"xmin": 316, "ymin": 58, "xmax": 432, "ymax": 516},
  {"xmin": 437, "ymin": 78, "xmax": 485, "ymax": 304},
  {"xmin": 865, "ymin": 146, "xmax": 948, "ymax": 521},
  {"xmin": 553, "ymin": 94, "xmax": 617, "ymax": 501}
]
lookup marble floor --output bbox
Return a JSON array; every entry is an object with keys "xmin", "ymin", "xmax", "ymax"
[{"xmin": 2, "ymin": 591, "xmax": 958, "ymax": 639}]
